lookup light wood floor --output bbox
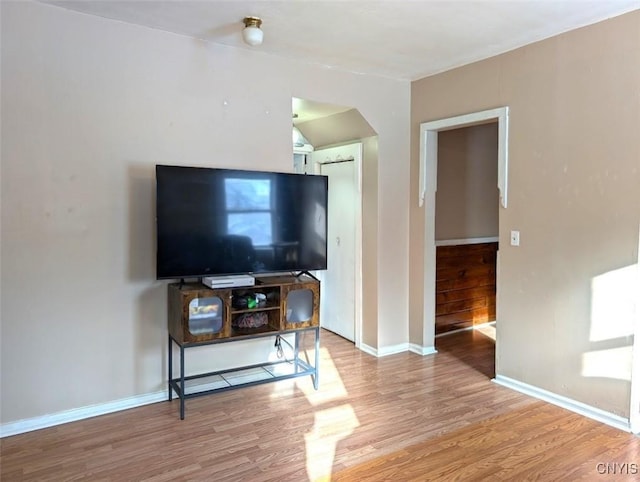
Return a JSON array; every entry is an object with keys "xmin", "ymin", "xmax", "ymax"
[{"xmin": 2, "ymin": 329, "xmax": 637, "ymax": 481}]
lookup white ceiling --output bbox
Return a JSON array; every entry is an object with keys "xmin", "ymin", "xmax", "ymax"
[{"xmin": 41, "ymin": 0, "xmax": 639, "ymax": 81}]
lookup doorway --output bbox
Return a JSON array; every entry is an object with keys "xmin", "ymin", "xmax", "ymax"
[
  {"xmin": 311, "ymin": 143, "xmax": 362, "ymax": 344},
  {"xmin": 434, "ymin": 123, "xmax": 499, "ymax": 336},
  {"xmin": 291, "ymin": 97, "xmax": 374, "ymax": 350},
  {"xmin": 419, "ymin": 107, "xmax": 509, "ymax": 363}
]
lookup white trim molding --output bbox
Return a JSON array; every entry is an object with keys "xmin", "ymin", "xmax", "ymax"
[
  {"xmin": 419, "ymin": 106, "xmax": 509, "ymax": 208},
  {"xmin": 360, "ymin": 343, "xmax": 437, "ymax": 357},
  {"xmin": 359, "ymin": 343, "xmax": 379, "ymax": 357},
  {"xmin": 435, "ymin": 236, "xmax": 499, "ymax": 247},
  {"xmin": 376, "ymin": 343, "xmax": 412, "ymax": 357},
  {"xmin": 360, "ymin": 343, "xmax": 423, "ymax": 358},
  {"xmin": 419, "ymin": 106, "xmax": 509, "ymax": 362},
  {"xmin": 375, "ymin": 343, "xmax": 409, "ymax": 357},
  {"xmin": 409, "ymin": 343, "xmax": 438, "ymax": 356},
  {"xmin": 630, "ymin": 226, "xmax": 640, "ymax": 434},
  {"xmin": 1, "ymin": 391, "xmax": 166, "ymax": 438},
  {"xmin": 493, "ymin": 375, "xmax": 631, "ymax": 433}
]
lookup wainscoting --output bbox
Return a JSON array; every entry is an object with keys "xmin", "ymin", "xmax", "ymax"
[{"xmin": 436, "ymin": 241, "xmax": 497, "ymax": 334}]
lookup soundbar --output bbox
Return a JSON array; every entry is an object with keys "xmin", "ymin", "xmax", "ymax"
[{"xmin": 202, "ymin": 275, "xmax": 255, "ymax": 289}]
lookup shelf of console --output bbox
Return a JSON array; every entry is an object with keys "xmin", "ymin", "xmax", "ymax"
[{"xmin": 168, "ymin": 326, "xmax": 320, "ymax": 419}]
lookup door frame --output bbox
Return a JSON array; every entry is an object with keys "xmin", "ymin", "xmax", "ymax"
[
  {"xmin": 418, "ymin": 107, "xmax": 509, "ymax": 353},
  {"xmin": 631, "ymin": 228, "xmax": 640, "ymax": 434},
  {"xmin": 312, "ymin": 143, "xmax": 363, "ymax": 348}
]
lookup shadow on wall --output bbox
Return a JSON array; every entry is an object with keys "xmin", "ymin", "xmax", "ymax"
[
  {"xmin": 128, "ymin": 163, "xmax": 168, "ymax": 393},
  {"xmin": 128, "ymin": 163, "xmax": 156, "ymax": 282},
  {"xmin": 135, "ymin": 284, "xmax": 167, "ymax": 392}
]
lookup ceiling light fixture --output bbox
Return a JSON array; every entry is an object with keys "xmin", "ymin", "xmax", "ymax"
[
  {"xmin": 242, "ymin": 16, "xmax": 263, "ymax": 46},
  {"xmin": 292, "ymin": 126, "xmax": 307, "ymax": 147}
]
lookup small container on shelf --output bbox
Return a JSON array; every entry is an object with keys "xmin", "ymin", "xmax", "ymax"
[
  {"xmin": 188, "ymin": 297, "xmax": 223, "ymax": 335},
  {"xmin": 168, "ymin": 284, "xmax": 231, "ymax": 344}
]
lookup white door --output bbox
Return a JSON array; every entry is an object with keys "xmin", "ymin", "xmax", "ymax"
[{"xmin": 311, "ymin": 144, "xmax": 361, "ymax": 342}]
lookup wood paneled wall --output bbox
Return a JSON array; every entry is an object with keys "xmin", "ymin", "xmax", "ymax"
[{"xmin": 436, "ymin": 242, "xmax": 497, "ymax": 334}]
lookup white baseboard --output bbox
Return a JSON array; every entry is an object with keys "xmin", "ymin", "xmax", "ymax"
[
  {"xmin": 377, "ymin": 343, "xmax": 411, "ymax": 357},
  {"xmin": 359, "ymin": 343, "xmax": 378, "ymax": 357},
  {"xmin": 360, "ymin": 343, "xmax": 403, "ymax": 357},
  {"xmin": 409, "ymin": 343, "xmax": 438, "ymax": 356},
  {"xmin": 493, "ymin": 375, "xmax": 631, "ymax": 433},
  {"xmin": 360, "ymin": 342, "xmax": 417, "ymax": 357},
  {"xmin": 360, "ymin": 342, "xmax": 437, "ymax": 357},
  {"xmin": 1, "ymin": 390, "xmax": 167, "ymax": 438},
  {"xmin": 9, "ymin": 367, "xmax": 629, "ymax": 438},
  {"xmin": 360, "ymin": 343, "xmax": 438, "ymax": 358}
]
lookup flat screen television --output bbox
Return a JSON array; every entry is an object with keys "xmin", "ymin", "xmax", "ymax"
[{"xmin": 156, "ymin": 164, "xmax": 328, "ymax": 280}]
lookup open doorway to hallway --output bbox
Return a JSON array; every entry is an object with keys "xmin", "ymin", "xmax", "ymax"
[
  {"xmin": 419, "ymin": 106, "xmax": 509, "ymax": 379},
  {"xmin": 434, "ymin": 123, "xmax": 499, "ymax": 336},
  {"xmin": 433, "ymin": 122, "xmax": 499, "ymax": 378}
]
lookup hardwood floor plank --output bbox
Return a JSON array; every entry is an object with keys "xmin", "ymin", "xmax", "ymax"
[
  {"xmin": 331, "ymin": 402, "xmax": 638, "ymax": 481},
  {"xmin": 2, "ymin": 329, "xmax": 635, "ymax": 482}
]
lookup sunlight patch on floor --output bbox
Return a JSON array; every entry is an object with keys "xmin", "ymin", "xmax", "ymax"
[
  {"xmin": 304, "ymin": 404, "xmax": 359, "ymax": 482},
  {"xmin": 296, "ymin": 347, "xmax": 349, "ymax": 406},
  {"xmin": 474, "ymin": 323, "xmax": 496, "ymax": 341},
  {"xmin": 269, "ymin": 342, "xmax": 358, "ymax": 481},
  {"xmin": 267, "ymin": 346, "xmax": 349, "ymax": 404}
]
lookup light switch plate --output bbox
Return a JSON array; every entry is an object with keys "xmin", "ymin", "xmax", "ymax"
[{"xmin": 510, "ymin": 230, "xmax": 520, "ymax": 246}]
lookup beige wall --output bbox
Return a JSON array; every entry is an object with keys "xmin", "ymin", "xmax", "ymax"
[
  {"xmin": 361, "ymin": 137, "xmax": 379, "ymax": 348},
  {"xmin": 436, "ymin": 123, "xmax": 499, "ymax": 240},
  {"xmin": 411, "ymin": 11, "xmax": 640, "ymax": 417},
  {"xmin": 0, "ymin": 1, "xmax": 410, "ymax": 424}
]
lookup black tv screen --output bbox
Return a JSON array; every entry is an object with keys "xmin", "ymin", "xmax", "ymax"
[{"xmin": 156, "ymin": 165, "xmax": 328, "ymax": 279}]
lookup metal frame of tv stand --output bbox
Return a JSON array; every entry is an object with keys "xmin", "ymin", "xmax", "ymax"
[{"xmin": 168, "ymin": 326, "xmax": 320, "ymax": 420}]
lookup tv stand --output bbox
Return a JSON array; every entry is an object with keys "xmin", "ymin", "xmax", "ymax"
[{"xmin": 167, "ymin": 273, "xmax": 320, "ymax": 419}]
